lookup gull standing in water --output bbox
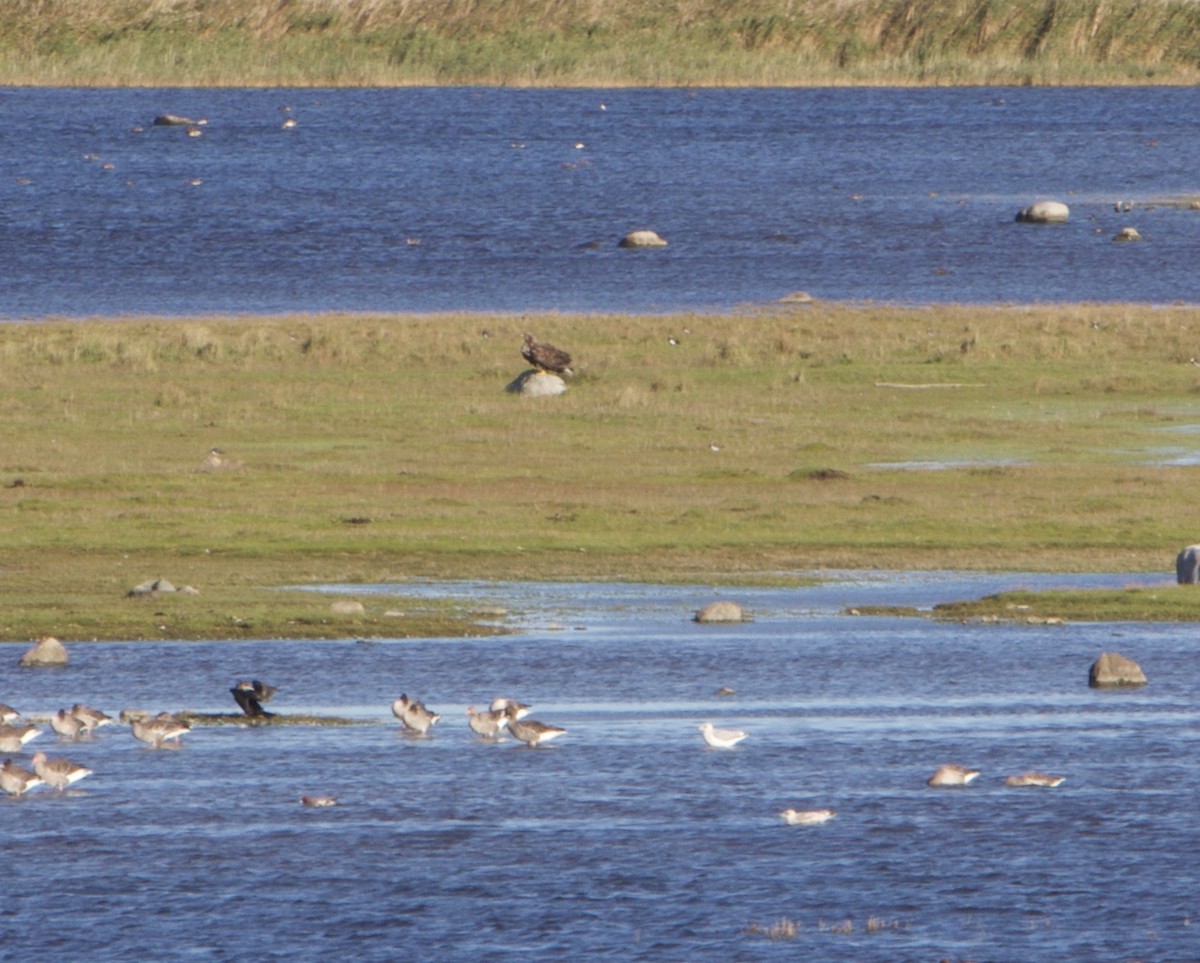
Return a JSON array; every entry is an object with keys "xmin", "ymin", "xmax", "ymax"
[
  {"xmin": 31, "ymin": 751, "xmax": 92, "ymax": 791},
  {"xmin": 779, "ymin": 808, "xmax": 837, "ymax": 826},
  {"xmin": 927, "ymin": 764, "xmax": 981, "ymax": 787},
  {"xmin": 503, "ymin": 704, "xmax": 566, "ymax": 747},
  {"xmin": 50, "ymin": 709, "xmax": 85, "ymax": 741},
  {"xmin": 0, "ymin": 724, "xmax": 41, "ymax": 753},
  {"xmin": 489, "ymin": 696, "xmax": 532, "ymax": 720},
  {"xmin": 698, "ymin": 722, "xmax": 747, "ymax": 749},
  {"xmin": 0, "ymin": 758, "xmax": 44, "ymax": 796},
  {"xmin": 1005, "ymin": 771, "xmax": 1066, "ymax": 788},
  {"xmin": 392, "ymin": 694, "xmax": 441, "ymax": 735},
  {"xmin": 71, "ymin": 704, "xmax": 114, "ymax": 735},
  {"xmin": 130, "ymin": 716, "xmax": 191, "ymax": 749},
  {"xmin": 466, "ymin": 705, "xmax": 508, "ymax": 739}
]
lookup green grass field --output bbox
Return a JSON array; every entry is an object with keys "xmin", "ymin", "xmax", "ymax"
[{"xmin": 4, "ymin": 305, "xmax": 1200, "ymax": 641}]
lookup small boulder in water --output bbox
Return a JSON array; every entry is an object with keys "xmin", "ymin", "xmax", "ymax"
[
  {"xmin": 1015, "ymin": 200, "xmax": 1069, "ymax": 223},
  {"xmin": 694, "ymin": 601, "xmax": 748, "ymax": 623},
  {"xmin": 19, "ymin": 635, "xmax": 68, "ymax": 668},
  {"xmin": 1088, "ymin": 651, "xmax": 1146, "ymax": 687},
  {"xmin": 618, "ymin": 229, "xmax": 668, "ymax": 248}
]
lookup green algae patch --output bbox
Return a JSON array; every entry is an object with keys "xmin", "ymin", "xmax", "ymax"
[
  {"xmin": 179, "ymin": 712, "xmax": 371, "ymax": 727},
  {"xmin": 932, "ymin": 587, "xmax": 1200, "ymax": 623}
]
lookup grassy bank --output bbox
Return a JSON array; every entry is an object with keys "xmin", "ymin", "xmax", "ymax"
[
  {"xmin": 3, "ymin": 0, "xmax": 1200, "ymax": 88},
  {"xmin": 5, "ymin": 305, "xmax": 1200, "ymax": 641}
]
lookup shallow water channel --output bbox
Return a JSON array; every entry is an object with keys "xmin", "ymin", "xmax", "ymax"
[{"xmin": 2, "ymin": 572, "xmax": 1196, "ymax": 960}]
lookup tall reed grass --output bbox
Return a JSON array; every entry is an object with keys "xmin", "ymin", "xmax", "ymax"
[{"xmin": 2, "ymin": 0, "xmax": 1199, "ymax": 87}]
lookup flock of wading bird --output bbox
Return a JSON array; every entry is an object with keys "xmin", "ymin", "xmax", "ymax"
[{"xmin": 1, "ymin": 678, "xmax": 1065, "ymax": 819}]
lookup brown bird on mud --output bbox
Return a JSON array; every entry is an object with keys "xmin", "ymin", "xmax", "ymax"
[{"xmin": 521, "ymin": 332, "xmax": 573, "ymax": 376}]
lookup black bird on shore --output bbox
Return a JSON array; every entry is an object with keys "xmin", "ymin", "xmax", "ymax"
[{"xmin": 231, "ymin": 680, "xmax": 277, "ymax": 718}]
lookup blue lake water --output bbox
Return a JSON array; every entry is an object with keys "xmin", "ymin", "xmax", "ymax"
[
  {"xmin": 2, "ymin": 573, "xmax": 1198, "ymax": 960},
  {"xmin": 2, "ymin": 86, "xmax": 1199, "ymax": 318}
]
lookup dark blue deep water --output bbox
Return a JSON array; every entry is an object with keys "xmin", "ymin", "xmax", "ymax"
[
  {"xmin": 2, "ymin": 574, "xmax": 1198, "ymax": 961},
  {"xmin": 2, "ymin": 86, "xmax": 1200, "ymax": 318}
]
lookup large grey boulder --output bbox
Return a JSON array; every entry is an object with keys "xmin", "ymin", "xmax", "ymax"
[
  {"xmin": 19, "ymin": 635, "xmax": 68, "ymax": 667},
  {"xmin": 506, "ymin": 370, "xmax": 568, "ymax": 397},
  {"xmin": 1015, "ymin": 200, "xmax": 1070, "ymax": 223},
  {"xmin": 1089, "ymin": 651, "xmax": 1147, "ymax": 688},
  {"xmin": 1176, "ymin": 544, "xmax": 1200, "ymax": 583},
  {"xmin": 694, "ymin": 600, "xmax": 749, "ymax": 623}
]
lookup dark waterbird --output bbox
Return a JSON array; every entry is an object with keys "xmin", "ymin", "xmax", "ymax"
[{"xmin": 231, "ymin": 680, "xmax": 277, "ymax": 718}]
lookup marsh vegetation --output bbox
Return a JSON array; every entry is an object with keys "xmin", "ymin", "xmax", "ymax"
[{"xmin": 4, "ymin": 0, "xmax": 1200, "ymax": 87}]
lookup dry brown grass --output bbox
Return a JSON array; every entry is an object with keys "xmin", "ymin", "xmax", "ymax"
[{"xmin": 3, "ymin": 0, "xmax": 1200, "ymax": 86}]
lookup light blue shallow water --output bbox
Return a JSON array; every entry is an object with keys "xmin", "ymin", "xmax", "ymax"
[
  {"xmin": 2, "ymin": 86, "xmax": 1199, "ymax": 318},
  {"xmin": 2, "ymin": 573, "xmax": 1197, "ymax": 960}
]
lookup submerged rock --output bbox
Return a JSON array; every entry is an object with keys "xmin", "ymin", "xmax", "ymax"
[
  {"xmin": 694, "ymin": 601, "xmax": 748, "ymax": 623},
  {"xmin": 1015, "ymin": 200, "xmax": 1070, "ymax": 223}
]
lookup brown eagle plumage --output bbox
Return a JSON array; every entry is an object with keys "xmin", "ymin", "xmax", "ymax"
[{"xmin": 521, "ymin": 333, "xmax": 573, "ymax": 376}]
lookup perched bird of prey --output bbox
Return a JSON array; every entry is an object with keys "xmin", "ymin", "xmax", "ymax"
[
  {"xmin": 521, "ymin": 332, "xmax": 573, "ymax": 376},
  {"xmin": 231, "ymin": 680, "xmax": 277, "ymax": 718}
]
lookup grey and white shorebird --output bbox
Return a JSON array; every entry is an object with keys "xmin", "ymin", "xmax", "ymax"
[
  {"xmin": 50, "ymin": 709, "xmax": 85, "ymax": 741},
  {"xmin": 465, "ymin": 705, "xmax": 508, "ymax": 739},
  {"xmin": 71, "ymin": 704, "xmax": 114, "ymax": 734},
  {"xmin": 503, "ymin": 703, "xmax": 566, "ymax": 747},
  {"xmin": 392, "ymin": 694, "xmax": 441, "ymax": 735},
  {"xmin": 927, "ymin": 764, "xmax": 981, "ymax": 787},
  {"xmin": 489, "ymin": 696, "xmax": 532, "ymax": 720},
  {"xmin": 698, "ymin": 721, "xmax": 747, "ymax": 749},
  {"xmin": 779, "ymin": 808, "xmax": 837, "ymax": 826},
  {"xmin": 1005, "ymin": 771, "xmax": 1066, "ymax": 788},
  {"xmin": 0, "ymin": 724, "xmax": 41, "ymax": 753},
  {"xmin": 0, "ymin": 704, "xmax": 19, "ymax": 724},
  {"xmin": 30, "ymin": 751, "xmax": 93, "ymax": 791},
  {"xmin": 130, "ymin": 716, "xmax": 191, "ymax": 749},
  {"xmin": 0, "ymin": 758, "xmax": 44, "ymax": 796}
]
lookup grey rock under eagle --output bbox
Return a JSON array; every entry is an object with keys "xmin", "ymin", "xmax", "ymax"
[{"xmin": 521, "ymin": 332, "xmax": 573, "ymax": 376}]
